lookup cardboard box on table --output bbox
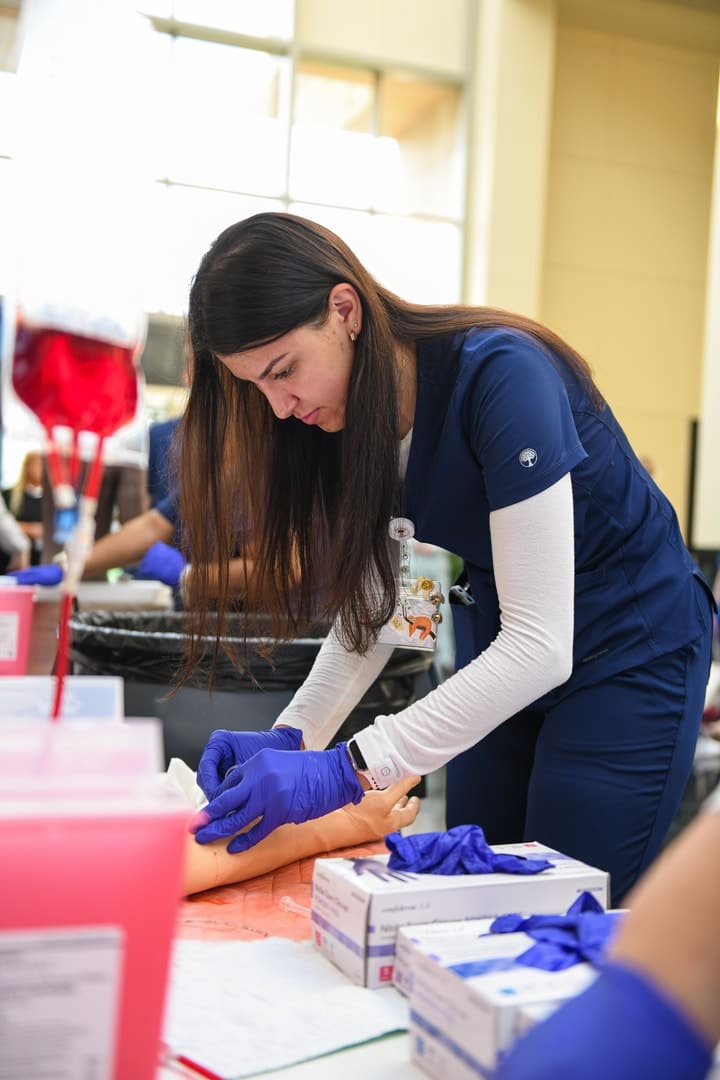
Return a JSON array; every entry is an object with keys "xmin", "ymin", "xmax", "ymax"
[
  {"xmin": 404, "ymin": 919, "xmax": 600, "ymax": 1079},
  {"xmin": 310, "ymin": 841, "xmax": 609, "ymax": 988}
]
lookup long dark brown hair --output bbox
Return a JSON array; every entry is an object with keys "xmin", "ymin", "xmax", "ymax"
[{"xmin": 178, "ymin": 211, "xmax": 603, "ymax": 678}]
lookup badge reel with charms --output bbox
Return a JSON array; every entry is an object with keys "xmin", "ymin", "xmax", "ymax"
[{"xmin": 375, "ymin": 517, "xmax": 444, "ymax": 652}]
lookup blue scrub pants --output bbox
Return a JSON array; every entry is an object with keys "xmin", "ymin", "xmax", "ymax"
[{"xmin": 445, "ymin": 624, "xmax": 712, "ymax": 905}]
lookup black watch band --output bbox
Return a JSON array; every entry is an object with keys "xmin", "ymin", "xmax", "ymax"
[
  {"xmin": 347, "ymin": 738, "xmax": 368, "ymax": 770},
  {"xmin": 347, "ymin": 738, "xmax": 380, "ymax": 789}
]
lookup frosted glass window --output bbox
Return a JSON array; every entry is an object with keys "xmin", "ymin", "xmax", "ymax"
[
  {"xmin": 290, "ymin": 63, "xmax": 375, "ymax": 209},
  {"xmin": 289, "ymin": 203, "xmax": 462, "ymax": 304},
  {"xmin": 376, "ymin": 75, "xmax": 463, "ymax": 219},
  {"xmin": 288, "ymin": 202, "xmax": 378, "ymax": 272},
  {"xmin": 0, "ymin": 73, "xmax": 17, "ymax": 158},
  {"xmin": 0, "ymin": 158, "xmax": 17, "ymax": 296},
  {"xmin": 290, "ymin": 62, "xmax": 463, "ymax": 220},
  {"xmin": 144, "ymin": 184, "xmax": 283, "ymax": 315},
  {"xmin": 164, "ymin": 37, "xmax": 290, "ymax": 195},
  {"xmin": 371, "ymin": 215, "xmax": 462, "ymax": 303},
  {"xmin": 172, "ymin": 0, "xmax": 293, "ymax": 38}
]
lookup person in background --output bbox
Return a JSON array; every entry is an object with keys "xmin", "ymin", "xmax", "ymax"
[
  {"xmin": 178, "ymin": 212, "xmax": 714, "ymax": 908},
  {"xmin": 147, "ymin": 415, "xmax": 181, "ymax": 508},
  {"xmin": 0, "ymin": 491, "xmax": 30, "ymax": 575},
  {"xmin": 26, "ymin": 486, "xmax": 254, "ymax": 601},
  {"xmin": 3, "ymin": 450, "xmax": 44, "ymax": 565},
  {"xmin": 494, "ymin": 784, "xmax": 720, "ymax": 1079}
]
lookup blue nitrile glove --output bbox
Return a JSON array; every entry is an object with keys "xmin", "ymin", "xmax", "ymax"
[
  {"xmin": 489, "ymin": 891, "xmax": 622, "ymax": 971},
  {"xmin": 493, "ymin": 961, "xmax": 713, "ymax": 1080},
  {"xmin": 8, "ymin": 563, "xmax": 64, "ymax": 586},
  {"xmin": 196, "ymin": 726, "xmax": 304, "ymax": 799},
  {"xmin": 192, "ymin": 743, "xmax": 364, "ymax": 853},
  {"xmin": 134, "ymin": 541, "xmax": 187, "ymax": 588},
  {"xmin": 386, "ymin": 824, "xmax": 554, "ymax": 875}
]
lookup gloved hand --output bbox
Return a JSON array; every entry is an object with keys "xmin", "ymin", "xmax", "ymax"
[
  {"xmin": 197, "ymin": 726, "xmax": 304, "ymax": 799},
  {"xmin": 494, "ymin": 961, "xmax": 713, "ymax": 1080},
  {"xmin": 134, "ymin": 541, "xmax": 187, "ymax": 588},
  {"xmin": 192, "ymin": 743, "xmax": 364, "ymax": 853},
  {"xmin": 8, "ymin": 563, "xmax": 64, "ymax": 586}
]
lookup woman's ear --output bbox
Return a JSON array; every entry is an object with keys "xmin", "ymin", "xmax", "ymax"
[{"xmin": 328, "ymin": 283, "xmax": 362, "ymax": 335}]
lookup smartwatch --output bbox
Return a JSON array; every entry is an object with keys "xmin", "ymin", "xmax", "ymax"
[{"xmin": 346, "ymin": 738, "xmax": 380, "ymax": 790}]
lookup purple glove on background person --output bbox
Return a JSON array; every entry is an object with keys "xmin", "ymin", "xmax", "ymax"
[
  {"xmin": 7, "ymin": 564, "xmax": 63, "ymax": 586},
  {"xmin": 493, "ymin": 961, "xmax": 713, "ymax": 1080},
  {"xmin": 197, "ymin": 726, "xmax": 304, "ymax": 799},
  {"xmin": 134, "ymin": 540, "xmax": 187, "ymax": 588},
  {"xmin": 192, "ymin": 743, "xmax": 364, "ymax": 852}
]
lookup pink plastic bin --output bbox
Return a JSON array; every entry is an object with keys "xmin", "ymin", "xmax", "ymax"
[
  {"xmin": 0, "ymin": 721, "xmax": 189, "ymax": 1080},
  {"xmin": 0, "ymin": 584, "xmax": 33, "ymax": 674}
]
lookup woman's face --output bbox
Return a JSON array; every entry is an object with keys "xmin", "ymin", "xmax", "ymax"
[
  {"xmin": 217, "ymin": 314, "xmax": 355, "ymax": 434},
  {"xmin": 25, "ymin": 452, "xmax": 44, "ymax": 487}
]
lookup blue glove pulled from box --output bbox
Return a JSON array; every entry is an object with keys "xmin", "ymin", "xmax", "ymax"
[
  {"xmin": 192, "ymin": 742, "xmax": 364, "ymax": 853},
  {"xmin": 489, "ymin": 891, "xmax": 622, "ymax": 971},
  {"xmin": 386, "ymin": 824, "xmax": 554, "ymax": 876},
  {"xmin": 197, "ymin": 726, "xmax": 304, "ymax": 799}
]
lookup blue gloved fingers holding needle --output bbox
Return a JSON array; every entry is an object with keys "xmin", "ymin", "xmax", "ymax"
[
  {"xmin": 196, "ymin": 726, "xmax": 304, "ymax": 799},
  {"xmin": 192, "ymin": 744, "xmax": 364, "ymax": 852}
]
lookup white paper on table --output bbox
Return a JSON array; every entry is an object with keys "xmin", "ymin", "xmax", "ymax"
[{"xmin": 163, "ymin": 938, "xmax": 410, "ymax": 1078}]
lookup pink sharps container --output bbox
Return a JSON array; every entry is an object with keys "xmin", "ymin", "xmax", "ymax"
[
  {"xmin": 0, "ymin": 583, "xmax": 34, "ymax": 674},
  {"xmin": 0, "ymin": 720, "xmax": 190, "ymax": 1079}
]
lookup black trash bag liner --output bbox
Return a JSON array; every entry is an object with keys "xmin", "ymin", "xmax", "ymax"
[
  {"xmin": 69, "ymin": 610, "xmax": 433, "ymax": 693},
  {"xmin": 69, "ymin": 610, "xmax": 436, "ymax": 779}
]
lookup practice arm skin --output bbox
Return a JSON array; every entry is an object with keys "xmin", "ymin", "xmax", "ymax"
[{"xmin": 182, "ymin": 775, "xmax": 421, "ymax": 895}]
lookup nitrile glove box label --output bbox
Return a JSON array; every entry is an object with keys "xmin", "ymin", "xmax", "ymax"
[
  {"xmin": 395, "ymin": 917, "xmax": 497, "ymax": 996},
  {"xmin": 406, "ymin": 921, "xmax": 598, "ymax": 1077},
  {"xmin": 310, "ymin": 842, "xmax": 608, "ymax": 989}
]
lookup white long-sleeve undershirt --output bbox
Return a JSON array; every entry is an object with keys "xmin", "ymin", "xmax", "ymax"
[{"xmin": 273, "ymin": 473, "xmax": 575, "ymax": 788}]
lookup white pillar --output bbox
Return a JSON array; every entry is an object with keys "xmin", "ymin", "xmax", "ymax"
[
  {"xmin": 692, "ymin": 73, "xmax": 720, "ymax": 551},
  {"xmin": 464, "ymin": 0, "xmax": 557, "ymax": 316}
]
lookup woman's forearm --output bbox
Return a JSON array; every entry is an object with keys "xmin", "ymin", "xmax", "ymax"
[
  {"xmin": 610, "ymin": 808, "xmax": 720, "ymax": 1046},
  {"xmin": 83, "ymin": 509, "xmax": 173, "ymax": 579}
]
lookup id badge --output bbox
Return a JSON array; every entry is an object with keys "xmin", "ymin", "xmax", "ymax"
[{"xmin": 376, "ymin": 518, "xmax": 444, "ymax": 652}]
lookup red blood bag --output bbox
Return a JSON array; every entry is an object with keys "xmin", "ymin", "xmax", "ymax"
[{"xmin": 12, "ymin": 323, "xmax": 138, "ymax": 438}]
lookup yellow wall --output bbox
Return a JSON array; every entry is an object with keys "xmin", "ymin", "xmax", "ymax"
[
  {"xmin": 295, "ymin": 0, "xmax": 470, "ymax": 77},
  {"xmin": 541, "ymin": 24, "xmax": 718, "ymax": 528}
]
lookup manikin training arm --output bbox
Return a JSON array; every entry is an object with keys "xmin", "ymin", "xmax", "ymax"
[{"xmin": 182, "ymin": 775, "xmax": 420, "ymax": 894}]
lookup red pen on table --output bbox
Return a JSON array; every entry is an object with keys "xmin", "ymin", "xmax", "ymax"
[{"xmin": 162, "ymin": 1048, "xmax": 225, "ymax": 1080}]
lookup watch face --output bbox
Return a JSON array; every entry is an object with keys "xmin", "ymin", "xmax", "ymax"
[{"xmin": 349, "ymin": 738, "xmax": 368, "ymax": 771}]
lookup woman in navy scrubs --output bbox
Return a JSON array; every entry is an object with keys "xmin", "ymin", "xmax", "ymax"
[{"xmin": 180, "ymin": 212, "xmax": 714, "ymax": 905}]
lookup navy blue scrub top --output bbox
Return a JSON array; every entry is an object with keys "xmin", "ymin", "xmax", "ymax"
[{"xmin": 402, "ymin": 328, "xmax": 712, "ymax": 705}]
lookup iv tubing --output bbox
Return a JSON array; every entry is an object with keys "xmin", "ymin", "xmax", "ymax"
[{"xmin": 50, "ymin": 435, "xmax": 105, "ymax": 722}]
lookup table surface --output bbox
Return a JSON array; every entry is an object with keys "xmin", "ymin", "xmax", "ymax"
[
  {"xmin": 163, "ymin": 842, "xmax": 720, "ymax": 1080},
  {"xmin": 164, "ymin": 840, "xmax": 424, "ymax": 1079}
]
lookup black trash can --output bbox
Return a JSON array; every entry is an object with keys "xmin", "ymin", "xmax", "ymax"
[{"xmin": 69, "ymin": 611, "xmax": 436, "ymax": 778}]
